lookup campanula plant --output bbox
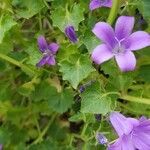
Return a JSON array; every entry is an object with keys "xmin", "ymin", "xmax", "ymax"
[{"xmin": 0, "ymin": 0, "xmax": 150, "ymax": 149}]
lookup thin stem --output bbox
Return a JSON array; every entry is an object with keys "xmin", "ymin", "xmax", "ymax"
[
  {"xmin": 39, "ymin": 13, "xmax": 42, "ymax": 30},
  {"xmin": 31, "ymin": 113, "xmax": 57, "ymax": 145},
  {"xmin": 120, "ymin": 95, "xmax": 150, "ymax": 105},
  {"xmin": 81, "ymin": 123, "xmax": 88, "ymax": 137},
  {"xmin": 0, "ymin": 53, "xmax": 35, "ymax": 75},
  {"xmin": 0, "ymin": 53, "xmax": 21, "ymax": 67},
  {"xmin": 107, "ymin": 0, "xmax": 120, "ymax": 25},
  {"xmin": 101, "ymin": 92, "xmax": 120, "ymax": 99}
]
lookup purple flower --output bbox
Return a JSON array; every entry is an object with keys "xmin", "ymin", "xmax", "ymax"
[
  {"xmin": 108, "ymin": 112, "xmax": 150, "ymax": 150},
  {"xmin": 89, "ymin": 0, "xmax": 112, "ymax": 11},
  {"xmin": 36, "ymin": 36, "xmax": 59, "ymax": 67},
  {"xmin": 96, "ymin": 133, "xmax": 108, "ymax": 145},
  {"xmin": 91, "ymin": 16, "xmax": 150, "ymax": 72},
  {"xmin": 65, "ymin": 26, "xmax": 78, "ymax": 43},
  {"xmin": 0, "ymin": 145, "xmax": 2, "ymax": 150}
]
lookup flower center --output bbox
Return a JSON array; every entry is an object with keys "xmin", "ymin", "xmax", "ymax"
[
  {"xmin": 43, "ymin": 49, "xmax": 53, "ymax": 56},
  {"xmin": 112, "ymin": 37, "xmax": 125, "ymax": 54}
]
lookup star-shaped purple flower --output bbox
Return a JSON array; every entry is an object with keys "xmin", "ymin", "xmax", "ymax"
[
  {"xmin": 91, "ymin": 16, "xmax": 150, "ymax": 72},
  {"xmin": 108, "ymin": 112, "xmax": 150, "ymax": 150},
  {"xmin": 89, "ymin": 0, "xmax": 112, "ymax": 11},
  {"xmin": 36, "ymin": 36, "xmax": 59, "ymax": 67}
]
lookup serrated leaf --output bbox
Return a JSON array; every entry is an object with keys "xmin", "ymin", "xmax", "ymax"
[
  {"xmin": 0, "ymin": 15, "xmax": 16, "ymax": 43},
  {"xmin": 59, "ymin": 54, "xmax": 95, "ymax": 89},
  {"xmin": 51, "ymin": 4, "xmax": 84, "ymax": 31},
  {"xmin": 25, "ymin": 43, "xmax": 41, "ymax": 66},
  {"xmin": 48, "ymin": 89, "xmax": 73, "ymax": 113},
  {"xmin": 81, "ymin": 82, "xmax": 112, "ymax": 115},
  {"xmin": 32, "ymin": 81, "xmax": 73, "ymax": 113},
  {"xmin": 12, "ymin": 0, "xmax": 45, "ymax": 19},
  {"xmin": 82, "ymin": 31, "xmax": 100, "ymax": 54}
]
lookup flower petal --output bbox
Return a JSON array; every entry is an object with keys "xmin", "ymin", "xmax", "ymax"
[
  {"xmin": 124, "ymin": 31, "xmax": 150, "ymax": 51},
  {"xmin": 121, "ymin": 135, "xmax": 134, "ymax": 150},
  {"xmin": 89, "ymin": 0, "xmax": 102, "ymax": 10},
  {"xmin": 89, "ymin": 0, "xmax": 112, "ymax": 11},
  {"xmin": 132, "ymin": 134, "xmax": 150, "ymax": 150},
  {"xmin": 102, "ymin": 0, "xmax": 112, "ymax": 7},
  {"xmin": 37, "ymin": 36, "xmax": 48, "ymax": 52},
  {"xmin": 108, "ymin": 138, "xmax": 122, "ymax": 150},
  {"xmin": 47, "ymin": 56, "xmax": 56, "ymax": 66},
  {"xmin": 110, "ymin": 112, "xmax": 134, "ymax": 137},
  {"xmin": 115, "ymin": 16, "xmax": 135, "ymax": 40},
  {"xmin": 115, "ymin": 51, "xmax": 136, "ymax": 72},
  {"xmin": 48, "ymin": 43, "xmax": 59, "ymax": 54},
  {"xmin": 36, "ymin": 56, "xmax": 48, "ymax": 67},
  {"xmin": 91, "ymin": 44, "xmax": 113, "ymax": 64},
  {"xmin": 92, "ymin": 22, "xmax": 116, "ymax": 48}
]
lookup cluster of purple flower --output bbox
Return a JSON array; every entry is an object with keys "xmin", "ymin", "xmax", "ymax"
[
  {"xmin": 35, "ymin": 1, "xmax": 150, "ymax": 149},
  {"xmin": 37, "ymin": 0, "xmax": 150, "ymax": 72}
]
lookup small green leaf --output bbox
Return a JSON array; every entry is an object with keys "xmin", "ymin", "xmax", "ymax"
[
  {"xmin": 32, "ymin": 81, "xmax": 73, "ymax": 113},
  {"xmin": 48, "ymin": 89, "xmax": 74, "ymax": 113},
  {"xmin": 0, "ymin": 15, "xmax": 16, "ymax": 43},
  {"xmin": 59, "ymin": 54, "xmax": 95, "ymax": 89},
  {"xmin": 139, "ymin": 0, "xmax": 150, "ymax": 19},
  {"xmin": 81, "ymin": 82, "xmax": 112, "ymax": 115},
  {"xmin": 82, "ymin": 31, "xmax": 100, "ymax": 54},
  {"xmin": 25, "ymin": 43, "xmax": 41, "ymax": 66},
  {"xmin": 12, "ymin": 0, "xmax": 45, "ymax": 19},
  {"xmin": 51, "ymin": 4, "xmax": 84, "ymax": 31},
  {"xmin": 0, "ymin": 127, "xmax": 11, "ymax": 144}
]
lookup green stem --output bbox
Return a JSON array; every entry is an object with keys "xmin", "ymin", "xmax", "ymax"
[
  {"xmin": 81, "ymin": 123, "xmax": 88, "ymax": 137},
  {"xmin": 31, "ymin": 113, "xmax": 57, "ymax": 145},
  {"xmin": 107, "ymin": 0, "xmax": 120, "ymax": 25},
  {"xmin": 0, "ymin": 53, "xmax": 35, "ymax": 75},
  {"xmin": 0, "ymin": 53, "xmax": 21, "ymax": 67},
  {"xmin": 120, "ymin": 95, "xmax": 150, "ymax": 105}
]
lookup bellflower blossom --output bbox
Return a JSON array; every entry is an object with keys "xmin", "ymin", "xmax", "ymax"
[
  {"xmin": 89, "ymin": 0, "xmax": 112, "ymax": 11},
  {"xmin": 36, "ymin": 36, "xmax": 59, "ymax": 67},
  {"xmin": 65, "ymin": 25, "xmax": 78, "ymax": 43},
  {"xmin": 108, "ymin": 112, "xmax": 150, "ymax": 150},
  {"xmin": 96, "ymin": 133, "xmax": 108, "ymax": 145},
  {"xmin": 91, "ymin": 16, "xmax": 150, "ymax": 72}
]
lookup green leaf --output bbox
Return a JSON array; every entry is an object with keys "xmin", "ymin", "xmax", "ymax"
[
  {"xmin": 32, "ymin": 81, "xmax": 73, "ymax": 113},
  {"xmin": 82, "ymin": 31, "xmax": 100, "ymax": 54},
  {"xmin": 25, "ymin": 43, "xmax": 41, "ymax": 66},
  {"xmin": 48, "ymin": 89, "xmax": 74, "ymax": 113},
  {"xmin": 138, "ymin": 65, "xmax": 150, "ymax": 83},
  {"xmin": 12, "ymin": 0, "xmax": 45, "ymax": 19},
  {"xmin": 0, "ymin": 127, "xmax": 11, "ymax": 144},
  {"xmin": 0, "ymin": 15, "xmax": 16, "ymax": 43},
  {"xmin": 81, "ymin": 82, "xmax": 112, "ymax": 115},
  {"xmin": 59, "ymin": 54, "xmax": 95, "ymax": 89},
  {"xmin": 51, "ymin": 4, "xmax": 84, "ymax": 31},
  {"xmin": 139, "ymin": 0, "xmax": 150, "ymax": 20}
]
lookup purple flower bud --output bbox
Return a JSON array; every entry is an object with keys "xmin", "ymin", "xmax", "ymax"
[
  {"xmin": 96, "ymin": 133, "xmax": 108, "ymax": 145},
  {"xmin": 79, "ymin": 80, "xmax": 95, "ymax": 93},
  {"xmin": 65, "ymin": 26, "xmax": 78, "ymax": 43},
  {"xmin": 94, "ymin": 114, "xmax": 101, "ymax": 121}
]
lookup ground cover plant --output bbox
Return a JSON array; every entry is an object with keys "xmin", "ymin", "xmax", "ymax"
[{"xmin": 0, "ymin": 0, "xmax": 150, "ymax": 149}]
